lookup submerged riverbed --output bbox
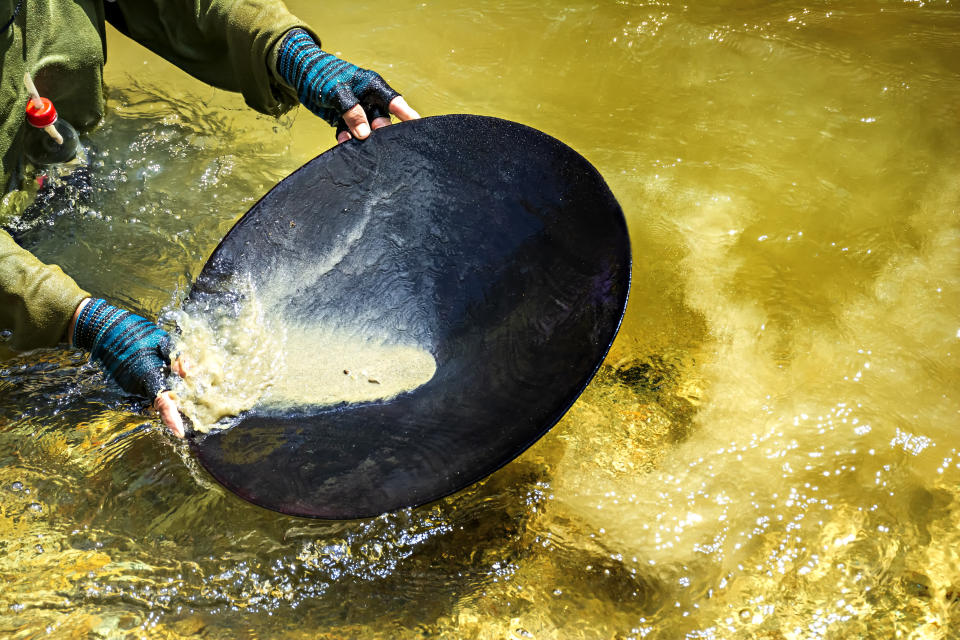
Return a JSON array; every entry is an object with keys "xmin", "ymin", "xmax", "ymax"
[{"xmin": 2, "ymin": 0, "xmax": 959, "ymax": 638}]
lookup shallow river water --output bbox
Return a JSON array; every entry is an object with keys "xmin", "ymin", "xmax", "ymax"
[{"xmin": 2, "ymin": 0, "xmax": 959, "ymax": 638}]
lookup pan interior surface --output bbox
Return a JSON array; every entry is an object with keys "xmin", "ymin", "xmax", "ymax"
[{"xmin": 184, "ymin": 115, "xmax": 631, "ymax": 519}]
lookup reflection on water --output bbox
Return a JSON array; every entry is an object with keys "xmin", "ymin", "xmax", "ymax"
[{"xmin": 2, "ymin": 0, "xmax": 960, "ymax": 637}]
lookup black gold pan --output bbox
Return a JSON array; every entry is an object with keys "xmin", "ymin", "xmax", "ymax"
[{"xmin": 185, "ymin": 114, "xmax": 631, "ymax": 519}]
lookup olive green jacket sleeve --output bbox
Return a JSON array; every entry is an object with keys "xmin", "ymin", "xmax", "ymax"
[
  {"xmin": 0, "ymin": 229, "xmax": 89, "ymax": 351},
  {"xmin": 108, "ymin": 0, "xmax": 317, "ymax": 116},
  {"xmin": 1, "ymin": 0, "xmax": 316, "ymax": 351}
]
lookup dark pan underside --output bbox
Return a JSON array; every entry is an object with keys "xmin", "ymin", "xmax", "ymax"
[{"xmin": 187, "ymin": 115, "xmax": 631, "ymax": 519}]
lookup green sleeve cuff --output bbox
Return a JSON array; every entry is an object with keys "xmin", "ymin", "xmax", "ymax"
[
  {"xmin": 267, "ymin": 25, "xmax": 324, "ymax": 95},
  {"xmin": 219, "ymin": 3, "xmax": 321, "ymax": 116},
  {"xmin": 0, "ymin": 230, "xmax": 89, "ymax": 350}
]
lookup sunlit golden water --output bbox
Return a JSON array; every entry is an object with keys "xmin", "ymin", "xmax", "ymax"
[{"xmin": 2, "ymin": 0, "xmax": 959, "ymax": 638}]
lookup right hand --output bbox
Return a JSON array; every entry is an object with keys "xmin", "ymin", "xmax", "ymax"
[
  {"xmin": 70, "ymin": 298, "xmax": 188, "ymax": 438},
  {"xmin": 275, "ymin": 28, "xmax": 420, "ymax": 144}
]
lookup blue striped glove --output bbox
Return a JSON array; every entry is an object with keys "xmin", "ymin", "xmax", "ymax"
[
  {"xmin": 72, "ymin": 299, "xmax": 171, "ymax": 400},
  {"xmin": 276, "ymin": 28, "xmax": 400, "ymax": 128}
]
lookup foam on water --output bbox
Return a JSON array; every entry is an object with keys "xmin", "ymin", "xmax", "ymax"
[{"xmin": 167, "ymin": 277, "xmax": 437, "ymax": 432}]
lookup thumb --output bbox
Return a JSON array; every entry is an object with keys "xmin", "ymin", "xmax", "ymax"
[{"xmin": 154, "ymin": 391, "xmax": 185, "ymax": 438}]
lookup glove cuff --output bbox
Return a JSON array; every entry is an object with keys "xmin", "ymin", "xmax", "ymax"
[
  {"xmin": 73, "ymin": 298, "xmax": 113, "ymax": 352},
  {"xmin": 276, "ymin": 28, "xmax": 361, "ymax": 124}
]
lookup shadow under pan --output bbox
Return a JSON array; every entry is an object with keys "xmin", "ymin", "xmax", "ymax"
[{"xmin": 186, "ymin": 114, "xmax": 631, "ymax": 519}]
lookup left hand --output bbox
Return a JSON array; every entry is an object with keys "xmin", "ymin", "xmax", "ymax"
[
  {"xmin": 71, "ymin": 298, "xmax": 187, "ymax": 438},
  {"xmin": 275, "ymin": 28, "xmax": 420, "ymax": 143}
]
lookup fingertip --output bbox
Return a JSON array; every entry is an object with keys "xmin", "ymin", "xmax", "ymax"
[
  {"xmin": 389, "ymin": 96, "xmax": 420, "ymax": 121},
  {"xmin": 370, "ymin": 116, "xmax": 392, "ymax": 130},
  {"xmin": 337, "ymin": 131, "xmax": 352, "ymax": 144},
  {"xmin": 342, "ymin": 104, "xmax": 370, "ymax": 140},
  {"xmin": 167, "ymin": 409, "xmax": 185, "ymax": 438}
]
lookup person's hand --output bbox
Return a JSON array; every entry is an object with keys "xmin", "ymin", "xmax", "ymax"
[
  {"xmin": 70, "ymin": 298, "xmax": 187, "ymax": 438},
  {"xmin": 275, "ymin": 28, "xmax": 420, "ymax": 144}
]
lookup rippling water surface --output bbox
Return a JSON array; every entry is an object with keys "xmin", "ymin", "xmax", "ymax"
[{"xmin": 2, "ymin": 1, "xmax": 959, "ymax": 638}]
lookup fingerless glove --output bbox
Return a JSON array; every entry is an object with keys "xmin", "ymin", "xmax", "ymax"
[
  {"xmin": 276, "ymin": 28, "xmax": 400, "ymax": 126},
  {"xmin": 73, "ymin": 298, "xmax": 171, "ymax": 399}
]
